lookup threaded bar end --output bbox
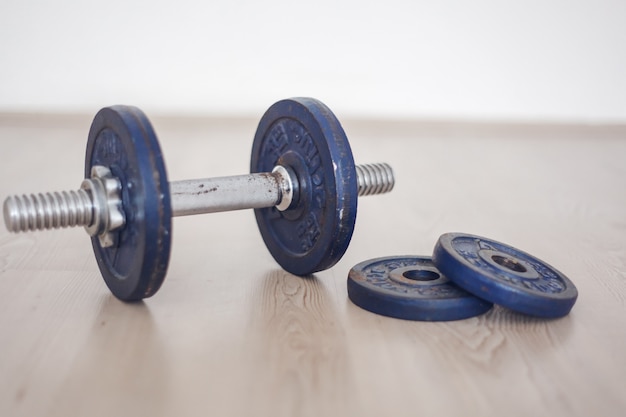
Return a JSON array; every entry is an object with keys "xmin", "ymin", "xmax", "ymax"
[
  {"xmin": 3, "ymin": 190, "xmax": 94, "ymax": 233},
  {"xmin": 355, "ymin": 163, "xmax": 395, "ymax": 196}
]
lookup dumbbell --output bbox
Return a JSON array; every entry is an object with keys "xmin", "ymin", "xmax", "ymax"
[{"xmin": 3, "ymin": 98, "xmax": 394, "ymax": 301}]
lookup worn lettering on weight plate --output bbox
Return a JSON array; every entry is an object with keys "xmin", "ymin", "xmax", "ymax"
[
  {"xmin": 452, "ymin": 238, "xmax": 567, "ymax": 294},
  {"xmin": 359, "ymin": 258, "xmax": 466, "ymax": 298},
  {"xmin": 262, "ymin": 119, "xmax": 328, "ymax": 253},
  {"xmin": 298, "ymin": 212, "xmax": 321, "ymax": 251}
]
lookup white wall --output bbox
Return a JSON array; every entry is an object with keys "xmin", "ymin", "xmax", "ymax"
[{"xmin": 1, "ymin": 0, "xmax": 625, "ymax": 122}]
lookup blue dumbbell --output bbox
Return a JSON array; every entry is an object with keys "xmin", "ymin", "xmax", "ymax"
[{"xmin": 3, "ymin": 98, "xmax": 395, "ymax": 301}]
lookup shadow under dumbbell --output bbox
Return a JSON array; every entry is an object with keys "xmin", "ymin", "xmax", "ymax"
[
  {"xmin": 244, "ymin": 269, "xmax": 354, "ymax": 414},
  {"xmin": 48, "ymin": 295, "xmax": 170, "ymax": 415}
]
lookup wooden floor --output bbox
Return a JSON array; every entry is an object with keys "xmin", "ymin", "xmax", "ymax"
[{"xmin": 0, "ymin": 112, "xmax": 625, "ymax": 417}]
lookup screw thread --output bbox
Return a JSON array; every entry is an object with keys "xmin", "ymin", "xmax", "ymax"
[
  {"xmin": 3, "ymin": 190, "xmax": 94, "ymax": 233},
  {"xmin": 355, "ymin": 163, "xmax": 395, "ymax": 196}
]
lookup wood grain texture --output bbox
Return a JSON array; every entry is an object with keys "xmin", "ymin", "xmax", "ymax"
[{"xmin": 0, "ymin": 114, "xmax": 625, "ymax": 417}]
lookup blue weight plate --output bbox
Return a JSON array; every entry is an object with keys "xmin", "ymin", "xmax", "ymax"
[
  {"xmin": 347, "ymin": 256, "xmax": 493, "ymax": 321},
  {"xmin": 250, "ymin": 98, "xmax": 358, "ymax": 275},
  {"xmin": 432, "ymin": 233, "xmax": 578, "ymax": 318},
  {"xmin": 85, "ymin": 106, "xmax": 172, "ymax": 301}
]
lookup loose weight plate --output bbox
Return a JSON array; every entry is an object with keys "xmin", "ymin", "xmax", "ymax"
[
  {"xmin": 432, "ymin": 233, "xmax": 578, "ymax": 318},
  {"xmin": 250, "ymin": 98, "xmax": 358, "ymax": 276},
  {"xmin": 347, "ymin": 256, "xmax": 493, "ymax": 321},
  {"xmin": 85, "ymin": 106, "xmax": 172, "ymax": 301}
]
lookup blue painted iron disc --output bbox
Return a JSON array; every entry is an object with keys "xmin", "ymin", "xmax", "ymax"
[
  {"xmin": 432, "ymin": 233, "xmax": 578, "ymax": 318},
  {"xmin": 348, "ymin": 256, "xmax": 493, "ymax": 321},
  {"xmin": 85, "ymin": 106, "xmax": 172, "ymax": 301},
  {"xmin": 250, "ymin": 98, "xmax": 358, "ymax": 275}
]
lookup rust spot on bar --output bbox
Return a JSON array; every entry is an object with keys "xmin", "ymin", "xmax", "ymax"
[{"xmin": 193, "ymin": 187, "xmax": 218, "ymax": 195}]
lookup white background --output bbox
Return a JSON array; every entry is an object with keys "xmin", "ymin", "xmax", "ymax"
[{"xmin": 1, "ymin": 0, "xmax": 625, "ymax": 122}]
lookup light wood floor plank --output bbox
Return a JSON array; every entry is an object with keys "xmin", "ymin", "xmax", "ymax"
[{"xmin": 0, "ymin": 115, "xmax": 624, "ymax": 417}]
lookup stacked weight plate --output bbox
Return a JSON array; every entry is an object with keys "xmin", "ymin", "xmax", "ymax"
[{"xmin": 348, "ymin": 232, "xmax": 578, "ymax": 321}]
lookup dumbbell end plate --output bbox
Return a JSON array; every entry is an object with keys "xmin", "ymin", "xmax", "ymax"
[
  {"xmin": 251, "ymin": 98, "xmax": 358, "ymax": 275},
  {"xmin": 86, "ymin": 106, "xmax": 172, "ymax": 301}
]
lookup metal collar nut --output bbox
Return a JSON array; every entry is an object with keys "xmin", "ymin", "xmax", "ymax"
[{"xmin": 81, "ymin": 165, "xmax": 125, "ymax": 247}]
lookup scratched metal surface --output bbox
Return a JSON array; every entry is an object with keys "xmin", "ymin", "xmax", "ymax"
[{"xmin": 0, "ymin": 113, "xmax": 625, "ymax": 417}]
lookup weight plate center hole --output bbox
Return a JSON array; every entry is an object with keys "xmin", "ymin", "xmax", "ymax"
[
  {"xmin": 491, "ymin": 255, "xmax": 527, "ymax": 273},
  {"xmin": 403, "ymin": 269, "xmax": 440, "ymax": 282}
]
